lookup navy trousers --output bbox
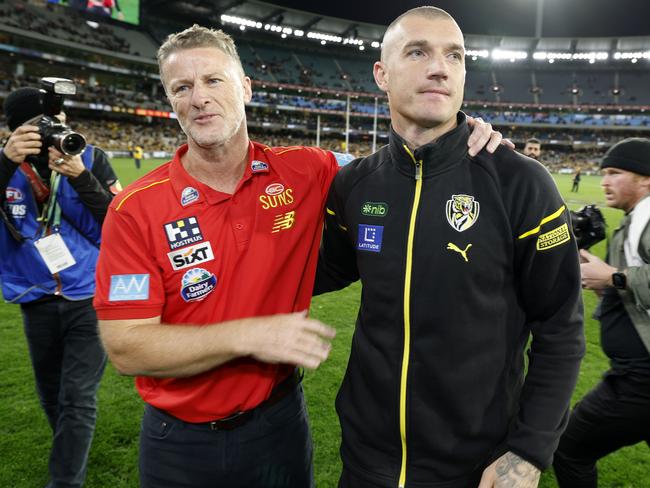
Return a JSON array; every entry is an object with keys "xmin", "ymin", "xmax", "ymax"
[
  {"xmin": 553, "ymin": 369, "xmax": 650, "ymax": 488},
  {"xmin": 21, "ymin": 297, "xmax": 107, "ymax": 488},
  {"xmin": 139, "ymin": 382, "xmax": 314, "ymax": 488}
]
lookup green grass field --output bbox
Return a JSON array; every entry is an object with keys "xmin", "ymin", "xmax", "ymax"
[{"xmin": 0, "ymin": 160, "xmax": 647, "ymax": 487}]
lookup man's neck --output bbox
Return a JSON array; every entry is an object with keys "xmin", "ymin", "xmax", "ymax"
[
  {"xmin": 392, "ymin": 115, "xmax": 458, "ymax": 151},
  {"xmin": 182, "ymin": 129, "xmax": 250, "ymax": 194}
]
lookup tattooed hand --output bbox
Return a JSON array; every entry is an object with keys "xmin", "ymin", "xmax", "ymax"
[{"xmin": 477, "ymin": 451, "xmax": 540, "ymax": 488}]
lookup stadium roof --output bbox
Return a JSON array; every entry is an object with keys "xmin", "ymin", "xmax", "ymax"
[{"xmin": 145, "ymin": 0, "xmax": 650, "ymax": 60}]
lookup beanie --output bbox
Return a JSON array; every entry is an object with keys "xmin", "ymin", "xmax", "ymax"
[
  {"xmin": 3, "ymin": 87, "xmax": 43, "ymax": 131},
  {"xmin": 601, "ymin": 137, "xmax": 650, "ymax": 176}
]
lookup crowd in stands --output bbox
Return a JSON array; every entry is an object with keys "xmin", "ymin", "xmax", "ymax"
[{"xmin": 0, "ymin": 0, "xmax": 132, "ymax": 54}]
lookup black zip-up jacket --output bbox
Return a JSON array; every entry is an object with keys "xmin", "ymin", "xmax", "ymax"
[{"xmin": 316, "ymin": 113, "xmax": 585, "ymax": 487}]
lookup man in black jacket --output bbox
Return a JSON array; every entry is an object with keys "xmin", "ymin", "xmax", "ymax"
[{"xmin": 316, "ymin": 6, "xmax": 584, "ymax": 488}]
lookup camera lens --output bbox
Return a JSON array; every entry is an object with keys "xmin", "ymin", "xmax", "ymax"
[{"xmin": 56, "ymin": 132, "xmax": 87, "ymax": 156}]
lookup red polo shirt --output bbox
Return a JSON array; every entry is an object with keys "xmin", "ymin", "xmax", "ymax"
[{"xmin": 94, "ymin": 141, "xmax": 339, "ymax": 422}]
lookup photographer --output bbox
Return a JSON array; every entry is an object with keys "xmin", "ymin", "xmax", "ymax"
[
  {"xmin": 554, "ymin": 138, "xmax": 650, "ymax": 487},
  {"xmin": 0, "ymin": 83, "xmax": 120, "ymax": 488}
]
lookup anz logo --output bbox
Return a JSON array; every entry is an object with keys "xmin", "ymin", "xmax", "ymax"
[{"xmin": 167, "ymin": 242, "xmax": 215, "ymax": 271}]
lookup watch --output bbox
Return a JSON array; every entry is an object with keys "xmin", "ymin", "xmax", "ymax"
[{"xmin": 612, "ymin": 271, "xmax": 627, "ymax": 290}]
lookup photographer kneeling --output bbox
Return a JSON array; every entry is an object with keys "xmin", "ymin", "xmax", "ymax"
[
  {"xmin": 0, "ymin": 79, "xmax": 121, "ymax": 488},
  {"xmin": 554, "ymin": 138, "xmax": 650, "ymax": 487}
]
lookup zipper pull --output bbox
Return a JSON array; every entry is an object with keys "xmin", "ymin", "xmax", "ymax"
[{"xmin": 415, "ymin": 161, "xmax": 422, "ymax": 181}]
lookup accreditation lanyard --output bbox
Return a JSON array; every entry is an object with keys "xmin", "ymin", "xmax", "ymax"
[{"xmin": 38, "ymin": 169, "xmax": 62, "ymax": 237}]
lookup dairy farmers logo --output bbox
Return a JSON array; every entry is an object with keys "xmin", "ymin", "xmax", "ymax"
[
  {"xmin": 180, "ymin": 268, "xmax": 217, "ymax": 302},
  {"xmin": 259, "ymin": 182, "xmax": 294, "ymax": 210}
]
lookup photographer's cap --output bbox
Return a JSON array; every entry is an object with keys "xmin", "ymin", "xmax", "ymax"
[
  {"xmin": 3, "ymin": 87, "xmax": 43, "ymax": 131},
  {"xmin": 601, "ymin": 137, "xmax": 650, "ymax": 176}
]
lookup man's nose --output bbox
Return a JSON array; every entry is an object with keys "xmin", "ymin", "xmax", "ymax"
[{"xmin": 425, "ymin": 53, "xmax": 449, "ymax": 78}]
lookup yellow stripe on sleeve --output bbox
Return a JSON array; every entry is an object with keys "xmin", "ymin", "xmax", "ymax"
[
  {"xmin": 115, "ymin": 178, "xmax": 171, "ymax": 212},
  {"xmin": 517, "ymin": 204, "xmax": 566, "ymax": 239}
]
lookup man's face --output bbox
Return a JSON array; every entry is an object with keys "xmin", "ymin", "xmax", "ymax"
[
  {"xmin": 523, "ymin": 142, "xmax": 541, "ymax": 158},
  {"xmin": 601, "ymin": 167, "xmax": 650, "ymax": 212},
  {"xmin": 374, "ymin": 15, "xmax": 465, "ymax": 131},
  {"xmin": 161, "ymin": 47, "xmax": 252, "ymax": 148}
]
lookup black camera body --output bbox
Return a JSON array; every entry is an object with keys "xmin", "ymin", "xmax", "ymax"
[
  {"xmin": 27, "ymin": 78, "xmax": 86, "ymax": 158},
  {"xmin": 570, "ymin": 204, "xmax": 606, "ymax": 250}
]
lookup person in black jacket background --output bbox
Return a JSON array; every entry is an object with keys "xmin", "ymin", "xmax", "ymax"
[{"xmin": 316, "ymin": 6, "xmax": 585, "ymax": 488}]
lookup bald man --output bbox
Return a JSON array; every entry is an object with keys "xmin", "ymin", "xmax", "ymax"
[{"xmin": 315, "ymin": 6, "xmax": 584, "ymax": 488}]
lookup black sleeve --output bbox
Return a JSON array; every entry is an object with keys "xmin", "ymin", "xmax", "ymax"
[
  {"xmin": 67, "ymin": 146, "xmax": 119, "ymax": 225},
  {"xmin": 314, "ymin": 170, "xmax": 359, "ymax": 295},
  {"xmin": 0, "ymin": 150, "xmax": 20, "ymax": 206},
  {"xmin": 505, "ymin": 158, "xmax": 585, "ymax": 469}
]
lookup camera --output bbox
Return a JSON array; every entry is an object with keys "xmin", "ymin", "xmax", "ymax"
[
  {"xmin": 26, "ymin": 77, "xmax": 86, "ymax": 157},
  {"xmin": 570, "ymin": 204, "xmax": 606, "ymax": 249}
]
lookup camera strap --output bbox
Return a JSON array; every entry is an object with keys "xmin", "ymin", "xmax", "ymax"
[{"xmin": 20, "ymin": 162, "xmax": 50, "ymax": 203}]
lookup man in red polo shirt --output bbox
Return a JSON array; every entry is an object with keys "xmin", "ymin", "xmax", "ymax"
[{"xmin": 94, "ymin": 24, "xmax": 507, "ymax": 488}]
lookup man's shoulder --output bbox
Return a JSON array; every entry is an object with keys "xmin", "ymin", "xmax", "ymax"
[
  {"xmin": 254, "ymin": 142, "xmax": 330, "ymax": 162},
  {"xmin": 473, "ymin": 145, "xmax": 553, "ymax": 187},
  {"xmin": 110, "ymin": 161, "xmax": 173, "ymax": 212},
  {"xmin": 335, "ymin": 145, "xmax": 389, "ymax": 184}
]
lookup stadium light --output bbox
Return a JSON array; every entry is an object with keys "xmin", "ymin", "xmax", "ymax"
[{"xmin": 491, "ymin": 49, "xmax": 528, "ymax": 61}]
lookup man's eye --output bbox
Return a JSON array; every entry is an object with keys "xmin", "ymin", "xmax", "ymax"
[
  {"xmin": 449, "ymin": 52, "xmax": 463, "ymax": 61},
  {"xmin": 173, "ymin": 85, "xmax": 188, "ymax": 94},
  {"xmin": 408, "ymin": 49, "xmax": 424, "ymax": 58}
]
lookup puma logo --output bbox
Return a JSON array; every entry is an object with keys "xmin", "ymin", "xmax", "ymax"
[{"xmin": 447, "ymin": 242, "xmax": 472, "ymax": 262}]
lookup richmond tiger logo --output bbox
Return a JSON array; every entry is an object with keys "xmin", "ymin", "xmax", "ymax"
[{"xmin": 446, "ymin": 194, "xmax": 480, "ymax": 232}]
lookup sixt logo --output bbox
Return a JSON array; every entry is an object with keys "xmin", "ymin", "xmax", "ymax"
[
  {"xmin": 6, "ymin": 187, "xmax": 23, "ymax": 203},
  {"xmin": 167, "ymin": 242, "xmax": 214, "ymax": 271},
  {"xmin": 259, "ymin": 183, "xmax": 294, "ymax": 210}
]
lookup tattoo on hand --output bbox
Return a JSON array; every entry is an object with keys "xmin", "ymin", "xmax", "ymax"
[{"xmin": 494, "ymin": 452, "xmax": 541, "ymax": 488}]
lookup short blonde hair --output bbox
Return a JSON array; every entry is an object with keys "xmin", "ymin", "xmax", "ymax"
[
  {"xmin": 381, "ymin": 7, "xmax": 456, "ymax": 61},
  {"xmin": 157, "ymin": 24, "xmax": 245, "ymax": 76}
]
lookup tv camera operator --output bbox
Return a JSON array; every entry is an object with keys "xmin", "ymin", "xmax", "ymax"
[
  {"xmin": 555, "ymin": 138, "xmax": 650, "ymax": 487},
  {"xmin": 0, "ymin": 78, "xmax": 121, "ymax": 488}
]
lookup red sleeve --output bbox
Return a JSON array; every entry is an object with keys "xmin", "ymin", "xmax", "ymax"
[{"xmin": 93, "ymin": 204, "xmax": 165, "ymax": 320}]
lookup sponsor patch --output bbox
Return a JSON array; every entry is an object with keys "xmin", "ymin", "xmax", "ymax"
[
  {"xmin": 357, "ymin": 224, "xmax": 384, "ymax": 252},
  {"xmin": 109, "ymin": 274, "xmax": 150, "ymax": 301},
  {"xmin": 180, "ymin": 268, "xmax": 217, "ymax": 302},
  {"xmin": 272, "ymin": 211, "xmax": 295, "ymax": 233},
  {"xmin": 251, "ymin": 160, "xmax": 269, "ymax": 172},
  {"xmin": 361, "ymin": 202, "xmax": 388, "ymax": 217},
  {"xmin": 446, "ymin": 194, "xmax": 480, "ymax": 232},
  {"xmin": 181, "ymin": 187, "xmax": 200, "ymax": 206},
  {"xmin": 167, "ymin": 242, "xmax": 214, "ymax": 271},
  {"xmin": 6, "ymin": 187, "xmax": 23, "ymax": 203},
  {"xmin": 164, "ymin": 217, "xmax": 204, "ymax": 250},
  {"xmin": 447, "ymin": 242, "xmax": 472, "ymax": 262},
  {"xmin": 537, "ymin": 223, "xmax": 571, "ymax": 251},
  {"xmin": 259, "ymin": 183, "xmax": 294, "ymax": 210}
]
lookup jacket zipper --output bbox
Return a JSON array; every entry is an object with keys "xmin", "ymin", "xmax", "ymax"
[{"xmin": 398, "ymin": 145, "xmax": 423, "ymax": 488}]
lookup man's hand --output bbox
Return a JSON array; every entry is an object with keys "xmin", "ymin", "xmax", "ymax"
[
  {"xmin": 48, "ymin": 147, "xmax": 86, "ymax": 179},
  {"xmin": 245, "ymin": 311, "xmax": 336, "ymax": 370},
  {"xmin": 580, "ymin": 249, "xmax": 617, "ymax": 290},
  {"xmin": 466, "ymin": 116, "xmax": 515, "ymax": 157},
  {"xmin": 2, "ymin": 125, "xmax": 42, "ymax": 164},
  {"xmin": 478, "ymin": 451, "xmax": 540, "ymax": 488}
]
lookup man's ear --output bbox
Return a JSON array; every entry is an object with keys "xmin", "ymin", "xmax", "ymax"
[{"xmin": 373, "ymin": 61, "xmax": 388, "ymax": 93}]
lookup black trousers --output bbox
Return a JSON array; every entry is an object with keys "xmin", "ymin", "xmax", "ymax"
[
  {"xmin": 553, "ymin": 369, "xmax": 650, "ymax": 488},
  {"xmin": 139, "ymin": 382, "xmax": 314, "ymax": 488},
  {"xmin": 21, "ymin": 297, "xmax": 107, "ymax": 488}
]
